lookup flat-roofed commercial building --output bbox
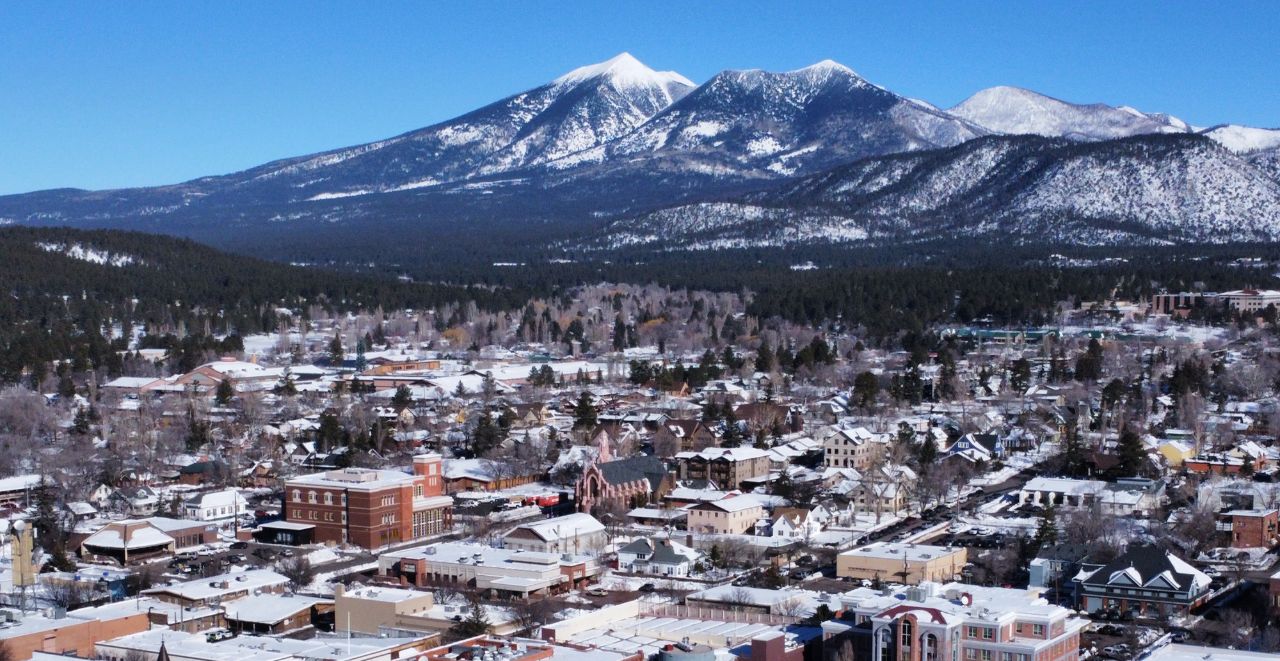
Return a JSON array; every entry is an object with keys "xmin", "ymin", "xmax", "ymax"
[{"xmin": 836, "ymin": 542, "xmax": 967, "ymax": 585}]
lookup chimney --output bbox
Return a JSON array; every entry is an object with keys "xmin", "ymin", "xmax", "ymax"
[{"xmin": 751, "ymin": 632, "xmax": 786, "ymax": 661}]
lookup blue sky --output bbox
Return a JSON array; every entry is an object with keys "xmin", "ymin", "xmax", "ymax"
[{"xmin": 1, "ymin": 1, "xmax": 1276, "ymax": 194}]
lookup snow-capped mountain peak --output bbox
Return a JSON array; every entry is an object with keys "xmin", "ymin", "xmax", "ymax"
[
  {"xmin": 553, "ymin": 52, "xmax": 695, "ymax": 91},
  {"xmin": 792, "ymin": 59, "xmax": 855, "ymax": 75}
]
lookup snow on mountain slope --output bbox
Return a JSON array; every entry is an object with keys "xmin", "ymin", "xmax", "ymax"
[
  {"xmin": 235, "ymin": 53, "xmax": 695, "ymax": 198},
  {"xmin": 588, "ymin": 60, "xmax": 986, "ymax": 178},
  {"xmin": 1200, "ymin": 125, "xmax": 1280, "ymax": 154},
  {"xmin": 951, "ymin": 86, "xmax": 1190, "ymax": 141},
  {"xmin": 600, "ymin": 134, "xmax": 1280, "ymax": 249}
]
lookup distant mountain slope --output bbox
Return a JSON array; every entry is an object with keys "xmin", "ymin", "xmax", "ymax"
[
  {"xmin": 1, "ymin": 53, "xmax": 1278, "ymax": 270},
  {"xmin": 1200, "ymin": 125, "xmax": 1280, "ymax": 154},
  {"xmin": 950, "ymin": 86, "xmax": 1190, "ymax": 141},
  {"xmin": 594, "ymin": 134, "xmax": 1280, "ymax": 249}
]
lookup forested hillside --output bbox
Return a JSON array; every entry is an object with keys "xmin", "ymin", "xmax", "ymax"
[{"xmin": 0, "ymin": 227, "xmax": 527, "ymax": 383}]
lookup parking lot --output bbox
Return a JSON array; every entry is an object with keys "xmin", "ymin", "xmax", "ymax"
[{"xmin": 158, "ymin": 540, "xmax": 300, "ymax": 579}]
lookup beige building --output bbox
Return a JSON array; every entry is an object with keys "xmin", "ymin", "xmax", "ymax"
[
  {"xmin": 333, "ymin": 585, "xmax": 524, "ymax": 637},
  {"xmin": 836, "ymin": 542, "xmax": 966, "ymax": 584},
  {"xmin": 823, "ymin": 426, "xmax": 887, "ymax": 470},
  {"xmin": 686, "ymin": 496, "xmax": 764, "ymax": 535}
]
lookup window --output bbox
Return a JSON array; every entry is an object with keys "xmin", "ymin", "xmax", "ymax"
[
  {"xmin": 981, "ymin": 651, "xmax": 992, "ymax": 661},
  {"xmin": 308, "ymin": 491, "xmax": 317, "ymax": 504},
  {"xmin": 324, "ymin": 492, "xmax": 333, "ymax": 505},
  {"xmin": 292, "ymin": 489, "xmax": 301, "ymax": 503},
  {"xmin": 1032, "ymin": 624, "xmax": 1044, "ymax": 636},
  {"xmin": 964, "ymin": 650, "xmax": 977, "ymax": 661},
  {"xmin": 982, "ymin": 627, "xmax": 994, "ymax": 640}
]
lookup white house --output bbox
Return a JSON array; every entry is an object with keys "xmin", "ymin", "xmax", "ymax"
[
  {"xmin": 616, "ymin": 536, "xmax": 700, "ymax": 576},
  {"xmin": 183, "ymin": 489, "xmax": 248, "ymax": 523}
]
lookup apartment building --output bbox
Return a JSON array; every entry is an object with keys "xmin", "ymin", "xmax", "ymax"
[
  {"xmin": 284, "ymin": 453, "xmax": 451, "ymax": 549},
  {"xmin": 823, "ymin": 426, "xmax": 887, "ymax": 471},
  {"xmin": 674, "ymin": 447, "xmax": 772, "ymax": 490},
  {"xmin": 686, "ymin": 495, "xmax": 764, "ymax": 535},
  {"xmin": 1217, "ymin": 508, "xmax": 1280, "ymax": 548},
  {"xmin": 822, "ymin": 582, "xmax": 1087, "ymax": 661}
]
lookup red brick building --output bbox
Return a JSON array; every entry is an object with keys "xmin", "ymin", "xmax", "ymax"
[
  {"xmin": 1220, "ymin": 508, "xmax": 1280, "ymax": 548},
  {"xmin": 284, "ymin": 454, "xmax": 452, "ymax": 549}
]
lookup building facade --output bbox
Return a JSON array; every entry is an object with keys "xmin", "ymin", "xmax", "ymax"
[
  {"xmin": 822, "ymin": 582, "xmax": 1087, "ymax": 661},
  {"xmin": 674, "ymin": 447, "xmax": 772, "ymax": 490},
  {"xmin": 837, "ymin": 543, "xmax": 967, "ymax": 585},
  {"xmin": 284, "ymin": 454, "xmax": 451, "ymax": 549}
]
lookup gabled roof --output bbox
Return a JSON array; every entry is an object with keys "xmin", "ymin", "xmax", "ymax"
[
  {"xmin": 1077, "ymin": 545, "xmax": 1209, "ymax": 594},
  {"xmin": 595, "ymin": 455, "xmax": 668, "ymax": 494}
]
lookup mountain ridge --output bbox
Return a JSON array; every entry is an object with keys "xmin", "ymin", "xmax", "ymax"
[{"xmin": 2, "ymin": 53, "xmax": 1278, "ymax": 267}]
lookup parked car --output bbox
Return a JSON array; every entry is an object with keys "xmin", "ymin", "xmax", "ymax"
[
  {"xmin": 638, "ymin": 583, "xmax": 656, "ymax": 593},
  {"xmin": 586, "ymin": 587, "xmax": 609, "ymax": 597},
  {"xmin": 230, "ymin": 541, "xmax": 249, "ymax": 550}
]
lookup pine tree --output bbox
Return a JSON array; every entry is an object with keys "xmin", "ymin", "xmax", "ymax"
[
  {"xmin": 215, "ymin": 378, "xmax": 234, "ymax": 406},
  {"xmin": 354, "ymin": 337, "xmax": 368, "ymax": 373},
  {"xmin": 752, "ymin": 343, "xmax": 773, "ymax": 374},
  {"xmin": 1034, "ymin": 504, "xmax": 1058, "ymax": 551},
  {"xmin": 853, "ymin": 371, "xmax": 879, "ymax": 410},
  {"xmin": 1115, "ymin": 427, "xmax": 1145, "ymax": 477},
  {"xmin": 328, "ymin": 334, "xmax": 344, "ymax": 365},
  {"xmin": 572, "ymin": 392, "xmax": 598, "ymax": 430},
  {"xmin": 450, "ymin": 599, "xmax": 492, "ymax": 638},
  {"xmin": 391, "ymin": 385, "xmax": 414, "ymax": 412}
]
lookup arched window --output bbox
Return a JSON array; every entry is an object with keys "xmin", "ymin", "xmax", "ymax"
[
  {"xmin": 923, "ymin": 633, "xmax": 939, "ymax": 661},
  {"xmin": 308, "ymin": 490, "xmax": 317, "ymax": 504},
  {"xmin": 875, "ymin": 627, "xmax": 892, "ymax": 661},
  {"xmin": 324, "ymin": 492, "xmax": 333, "ymax": 505},
  {"xmin": 292, "ymin": 489, "xmax": 301, "ymax": 503}
]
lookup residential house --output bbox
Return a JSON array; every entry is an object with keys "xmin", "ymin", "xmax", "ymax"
[
  {"xmin": 616, "ymin": 536, "xmax": 699, "ymax": 577},
  {"xmin": 1075, "ymin": 545, "xmax": 1211, "ymax": 618},
  {"xmin": 182, "ymin": 489, "xmax": 247, "ymax": 523}
]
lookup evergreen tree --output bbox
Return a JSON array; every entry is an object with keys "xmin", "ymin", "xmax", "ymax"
[
  {"xmin": 853, "ymin": 371, "xmax": 879, "ymax": 410},
  {"xmin": 1034, "ymin": 504, "xmax": 1058, "ymax": 550},
  {"xmin": 612, "ymin": 314, "xmax": 627, "ymax": 351},
  {"xmin": 572, "ymin": 392, "xmax": 598, "ymax": 430},
  {"xmin": 328, "ymin": 334, "xmax": 344, "ymax": 365},
  {"xmin": 1115, "ymin": 426, "xmax": 1145, "ymax": 477},
  {"xmin": 72, "ymin": 407, "xmax": 91, "ymax": 435},
  {"xmin": 215, "ymin": 378, "xmax": 234, "ymax": 406},
  {"xmin": 354, "ymin": 337, "xmax": 368, "ymax": 373},
  {"xmin": 450, "ymin": 599, "xmax": 492, "ymax": 638},
  {"xmin": 391, "ymin": 385, "xmax": 414, "ymax": 412},
  {"xmin": 754, "ymin": 343, "xmax": 774, "ymax": 373},
  {"xmin": 471, "ymin": 413, "xmax": 502, "ymax": 455},
  {"xmin": 1009, "ymin": 358, "xmax": 1032, "ymax": 393}
]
